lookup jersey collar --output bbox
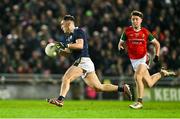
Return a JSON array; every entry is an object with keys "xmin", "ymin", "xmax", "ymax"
[{"xmin": 132, "ymin": 26, "xmax": 141, "ymax": 32}]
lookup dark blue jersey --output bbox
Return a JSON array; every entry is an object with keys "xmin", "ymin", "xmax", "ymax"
[{"xmin": 61, "ymin": 27, "xmax": 89, "ymax": 60}]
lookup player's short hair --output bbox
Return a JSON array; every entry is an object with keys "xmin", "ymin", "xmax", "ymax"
[
  {"xmin": 131, "ymin": 10, "xmax": 143, "ymax": 19},
  {"xmin": 63, "ymin": 15, "xmax": 75, "ymax": 21}
]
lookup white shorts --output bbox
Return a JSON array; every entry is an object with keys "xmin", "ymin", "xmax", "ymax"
[
  {"xmin": 130, "ymin": 55, "xmax": 149, "ymax": 71},
  {"xmin": 73, "ymin": 57, "xmax": 95, "ymax": 78}
]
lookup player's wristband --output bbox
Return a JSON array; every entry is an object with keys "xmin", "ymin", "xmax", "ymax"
[{"xmin": 67, "ymin": 44, "xmax": 70, "ymax": 48}]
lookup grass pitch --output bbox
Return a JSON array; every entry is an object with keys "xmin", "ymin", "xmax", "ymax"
[{"xmin": 0, "ymin": 100, "xmax": 180, "ymax": 118}]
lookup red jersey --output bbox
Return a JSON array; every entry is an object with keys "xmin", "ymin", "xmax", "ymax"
[{"xmin": 120, "ymin": 26, "xmax": 154, "ymax": 59}]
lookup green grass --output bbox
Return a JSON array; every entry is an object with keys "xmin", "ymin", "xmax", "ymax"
[{"xmin": 0, "ymin": 100, "xmax": 180, "ymax": 118}]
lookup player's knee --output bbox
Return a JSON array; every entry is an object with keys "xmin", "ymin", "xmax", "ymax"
[
  {"xmin": 147, "ymin": 82, "xmax": 153, "ymax": 88},
  {"xmin": 135, "ymin": 74, "xmax": 143, "ymax": 81},
  {"xmin": 148, "ymin": 85, "xmax": 153, "ymax": 88},
  {"xmin": 136, "ymin": 70, "xmax": 143, "ymax": 75}
]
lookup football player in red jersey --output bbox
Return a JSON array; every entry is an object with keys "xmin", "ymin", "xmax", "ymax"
[{"xmin": 118, "ymin": 10, "xmax": 176, "ymax": 109}]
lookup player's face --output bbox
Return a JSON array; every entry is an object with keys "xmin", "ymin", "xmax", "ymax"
[
  {"xmin": 131, "ymin": 16, "xmax": 142, "ymax": 29},
  {"xmin": 61, "ymin": 20, "xmax": 75, "ymax": 33}
]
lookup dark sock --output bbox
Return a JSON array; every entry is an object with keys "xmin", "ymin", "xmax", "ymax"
[
  {"xmin": 58, "ymin": 96, "xmax": 65, "ymax": 101},
  {"xmin": 137, "ymin": 98, "xmax": 143, "ymax": 103},
  {"xmin": 118, "ymin": 86, "xmax": 124, "ymax": 92}
]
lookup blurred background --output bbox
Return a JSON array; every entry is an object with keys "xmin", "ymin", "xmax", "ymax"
[{"xmin": 0, "ymin": 0, "xmax": 180, "ymax": 101}]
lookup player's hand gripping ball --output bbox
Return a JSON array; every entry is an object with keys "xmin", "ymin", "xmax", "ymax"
[{"xmin": 45, "ymin": 43, "xmax": 57, "ymax": 57}]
